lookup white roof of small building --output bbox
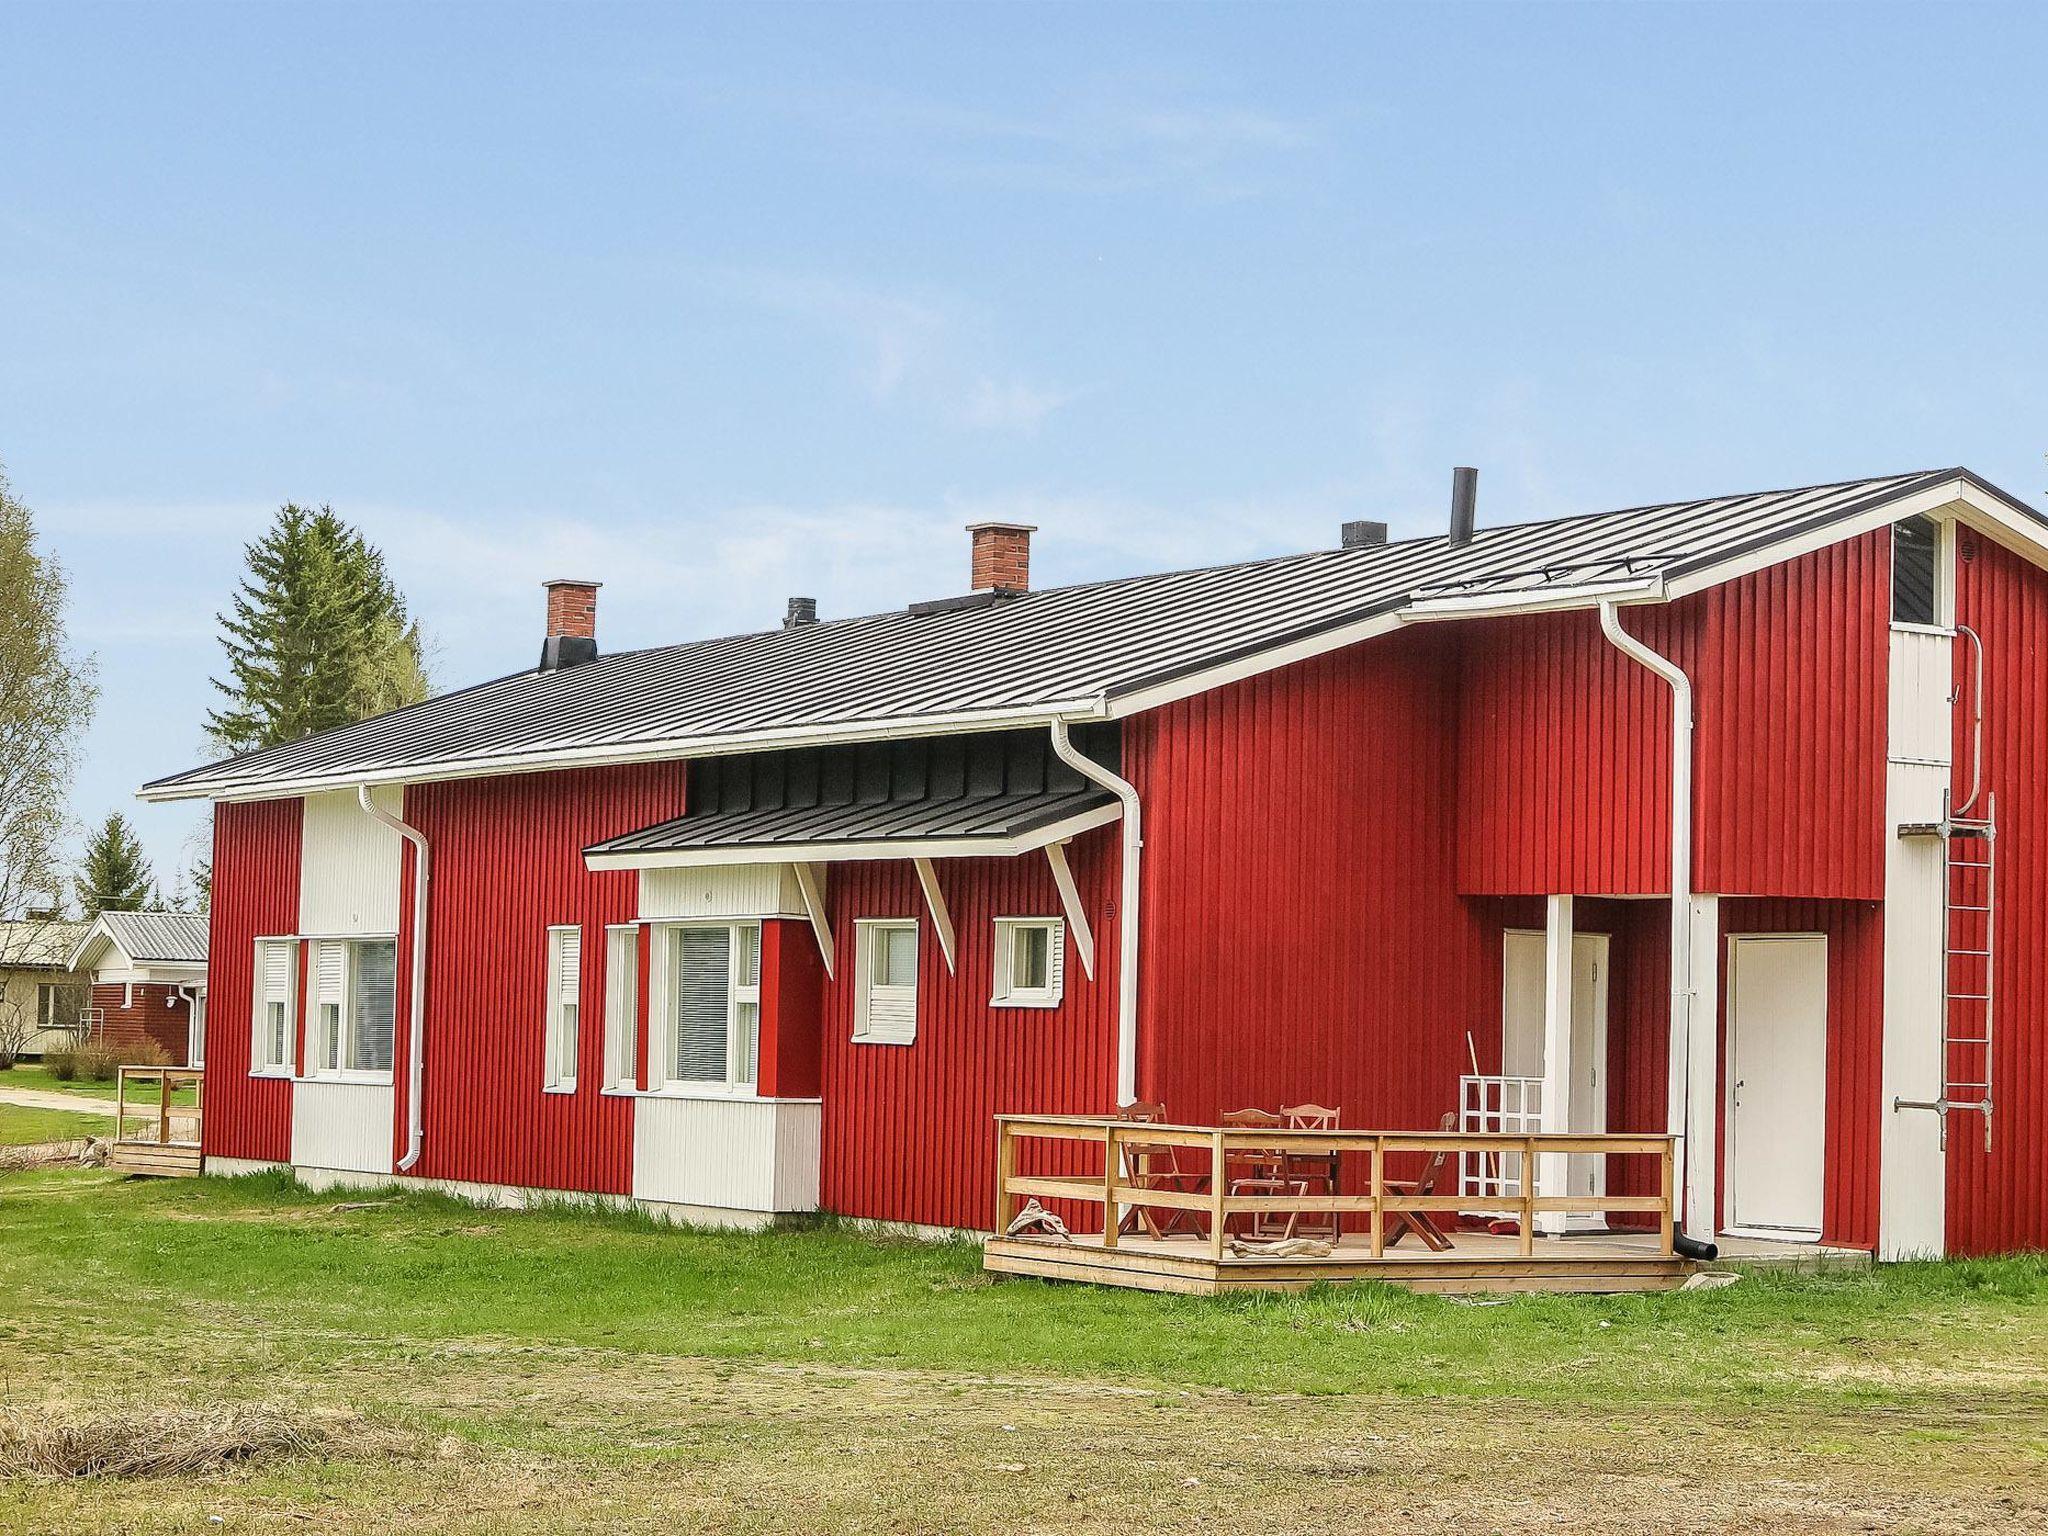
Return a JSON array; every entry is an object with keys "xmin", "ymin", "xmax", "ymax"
[{"xmin": 67, "ymin": 910, "xmax": 209, "ymax": 978}]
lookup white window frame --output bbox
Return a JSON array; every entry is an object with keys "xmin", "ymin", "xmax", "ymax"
[
  {"xmin": 250, "ymin": 936, "xmax": 298, "ymax": 1078},
  {"xmin": 601, "ymin": 923, "xmax": 640, "ymax": 1095},
  {"xmin": 302, "ymin": 935, "xmax": 398, "ymax": 1084},
  {"xmin": 544, "ymin": 924, "xmax": 582, "ymax": 1094},
  {"xmin": 991, "ymin": 916, "xmax": 1065, "ymax": 1009},
  {"xmin": 1890, "ymin": 513, "xmax": 1955, "ymax": 636},
  {"xmin": 648, "ymin": 919, "xmax": 762, "ymax": 1097},
  {"xmin": 853, "ymin": 918, "xmax": 919, "ymax": 1046}
]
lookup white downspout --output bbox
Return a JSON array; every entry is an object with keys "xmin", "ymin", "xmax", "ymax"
[
  {"xmin": 1048, "ymin": 722, "xmax": 1142, "ymax": 1105},
  {"xmin": 359, "ymin": 784, "xmax": 430, "ymax": 1172},
  {"xmin": 1598, "ymin": 601, "xmax": 1706, "ymax": 1241}
]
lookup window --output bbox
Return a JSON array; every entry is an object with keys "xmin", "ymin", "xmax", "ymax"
[
  {"xmin": 602, "ymin": 924, "xmax": 639, "ymax": 1092},
  {"xmin": 991, "ymin": 918, "xmax": 1065, "ymax": 1008},
  {"xmin": 655, "ymin": 921, "xmax": 761, "ymax": 1092},
  {"xmin": 1892, "ymin": 514, "xmax": 1946, "ymax": 628},
  {"xmin": 251, "ymin": 938, "xmax": 297, "ymax": 1074},
  {"xmin": 37, "ymin": 981, "xmax": 85, "ymax": 1035},
  {"xmin": 306, "ymin": 938, "xmax": 396, "ymax": 1078},
  {"xmin": 853, "ymin": 920, "xmax": 918, "ymax": 1045},
  {"xmin": 544, "ymin": 925, "xmax": 581, "ymax": 1092}
]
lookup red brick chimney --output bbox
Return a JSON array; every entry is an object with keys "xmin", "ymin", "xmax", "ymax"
[
  {"xmin": 967, "ymin": 522, "xmax": 1035, "ymax": 593},
  {"xmin": 540, "ymin": 579, "xmax": 601, "ymax": 670}
]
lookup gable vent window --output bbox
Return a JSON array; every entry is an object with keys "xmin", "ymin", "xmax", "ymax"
[
  {"xmin": 1892, "ymin": 514, "xmax": 1947, "ymax": 628},
  {"xmin": 544, "ymin": 925, "xmax": 582, "ymax": 1093},
  {"xmin": 854, "ymin": 920, "xmax": 919, "ymax": 1045},
  {"xmin": 654, "ymin": 921, "xmax": 761, "ymax": 1093},
  {"xmin": 992, "ymin": 918, "xmax": 1065, "ymax": 1009},
  {"xmin": 251, "ymin": 937, "xmax": 298, "ymax": 1075}
]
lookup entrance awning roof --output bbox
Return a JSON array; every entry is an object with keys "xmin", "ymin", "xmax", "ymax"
[{"xmin": 583, "ymin": 785, "xmax": 1118, "ymax": 870}]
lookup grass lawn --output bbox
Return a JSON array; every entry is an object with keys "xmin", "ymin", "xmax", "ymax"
[
  {"xmin": 0, "ymin": 1103, "xmax": 105, "ymax": 1146},
  {"xmin": 0, "ymin": 1168, "xmax": 2042, "ymax": 1533},
  {"xmin": 0, "ymin": 1063, "xmax": 198, "ymax": 1106}
]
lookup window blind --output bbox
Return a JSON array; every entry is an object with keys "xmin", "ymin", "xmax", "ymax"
[
  {"xmin": 672, "ymin": 926, "xmax": 731, "ymax": 1082},
  {"xmin": 350, "ymin": 940, "xmax": 396, "ymax": 1073}
]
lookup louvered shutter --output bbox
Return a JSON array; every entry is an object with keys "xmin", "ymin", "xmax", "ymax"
[
  {"xmin": 556, "ymin": 928, "xmax": 581, "ymax": 1005},
  {"xmin": 262, "ymin": 942, "xmax": 291, "ymax": 1002},
  {"xmin": 672, "ymin": 927, "xmax": 731, "ymax": 1082},
  {"xmin": 1046, "ymin": 922, "xmax": 1065, "ymax": 994},
  {"xmin": 315, "ymin": 942, "xmax": 345, "ymax": 1004}
]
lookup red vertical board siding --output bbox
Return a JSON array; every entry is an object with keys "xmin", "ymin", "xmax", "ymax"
[
  {"xmin": 203, "ymin": 797, "xmax": 301, "ymax": 1163},
  {"xmin": 397, "ymin": 763, "xmax": 686, "ymax": 1194},
  {"xmin": 1714, "ymin": 899, "xmax": 1883, "ymax": 1250},
  {"xmin": 1127, "ymin": 630, "xmax": 1493, "ymax": 1143},
  {"xmin": 1456, "ymin": 533, "xmax": 1888, "ymax": 900},
  {"xmin": 816, "ymin": 830, "xmax": 1120, "ymax": 1232},
  {"xmin": 90, "ymin": 983, "xmax": 193, "ymax": 1064},
  {"xmin": 760, "ymin": 920, "xmax": 823, "ymax": 1099},
  {"xmin": 1950, "ymin": 536, "xmax": 2048, "ymax": 1253}
]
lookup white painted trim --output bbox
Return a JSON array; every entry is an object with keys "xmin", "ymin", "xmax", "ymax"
[
  {"xmin": 792, "ymin": 863, "xmax": 834, "ymax": 979},
  {"xmin": 582, "ymin": 803, "xmax": 1122, "ymax": 872},
  {"xmin": 913, "ymin": 858, "xmax": 957, "ymax": 974},
  {"xmin": 1043, "ymin": 842, "xmax": 1095, "ymax": 981},
  {"xmin": 355, "ymin": 784, "xmax": 430, "ymax": 1172}
]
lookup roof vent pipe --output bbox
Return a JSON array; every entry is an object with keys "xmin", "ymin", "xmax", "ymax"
[
  {"xmin": 1449, "ymin": 467, "xmax": 1478, "ymax": 547},
  {"xmin": 1341, "ymin": 520, "xmax": 1388, "ymax": 550},
  {"xmin": 783, "ymin": 596, "xmax": 818, "ymax": 628}
]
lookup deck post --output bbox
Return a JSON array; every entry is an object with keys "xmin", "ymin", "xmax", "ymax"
[
  {"xmin": 1519, "ymin": 1135, "xmax": 1536, "ymax": 1256},
  {"xmin": 1209, "ymin": 1130, "xmax": 1228, "ymax": 1261},
  {"xmin": 1370, "ymin": 1136, "xmax": 1385, "ymax": 1258},
  {"xmin": 1101, "ymin": 1124, "xmax": 1119, "ymax": 1250},
  {"xmin": 116, "ymin": 1067, "xmax": 127, "ymax": 1143},
  {"xmin": 994, "ymin": 1119, "xmax": 1017, "ymax": 1235},
  {"xmin": 158, "ymin": 1070, "xmax": 172, "ymax": 1145},
  {"xmin": 1659, "ymin": 1138, "xmax": 1676, "ymax": 1256}
]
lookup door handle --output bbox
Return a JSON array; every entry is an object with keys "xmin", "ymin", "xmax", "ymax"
[{"xmin": 1733, "ymin": 1078, "xmax": 1744, "ymax": 1108}]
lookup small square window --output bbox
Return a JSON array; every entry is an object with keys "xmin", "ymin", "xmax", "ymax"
[
  {"xmin": 992, "ymin": 918, "xmax": 1064, "ymax": 1009},
  {"xmin": 854, "ymin": 920, "xmax": 919, "ymax": 1044}
]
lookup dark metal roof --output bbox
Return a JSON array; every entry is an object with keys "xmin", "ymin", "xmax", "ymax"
[
  {"xmin": 589, "ymin": 786, "xmax": 1115, "ymax": 860},
  {"xmin": 143, "ymin": 467, "xmax": 2024, "ymax": 801}
]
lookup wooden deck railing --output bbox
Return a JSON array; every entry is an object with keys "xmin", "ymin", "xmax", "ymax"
[
  {"xmin": 113, "ymin": 1066, "xmax": 204, "ymax": 1148},
  {"xmin": 994, "ymin": 1114, "xmax": 1677, "ymax": 1260}
]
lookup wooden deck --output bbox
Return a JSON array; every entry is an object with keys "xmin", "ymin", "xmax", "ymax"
[
  {"xmin": 986, "ymin": 1228, "xmax": 1697, "ymax": 1294},
  {"xmin": 107, "ymin": 1066, "xmax": 204, "ymax": 1178}
]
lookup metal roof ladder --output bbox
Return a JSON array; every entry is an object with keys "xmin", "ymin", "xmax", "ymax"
[{"xmin": 1897, "ymin": 788, "xmax": 1997, "ymax": 1152}]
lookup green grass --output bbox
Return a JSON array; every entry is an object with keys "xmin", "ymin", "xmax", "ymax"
[
  {"xmin": 1, "ymin": 1169, "xmax": 2042, "ymax": 1533},
  {"xmin": 0, "ymin": 1102, "xmax": 105, "ymax": 1146},
  {"xmin": 0, "ymin": 1062, "xmax": 196, "ymax": 1104}
]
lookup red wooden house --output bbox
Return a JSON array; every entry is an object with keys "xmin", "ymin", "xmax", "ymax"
[
  {"xmin": 142, "ymin": 471, "xmax": 2048, "ymax": 1269},
  {"xmin": 66, "ymin": 910, "xmax": 210, "ymax": 1066}
]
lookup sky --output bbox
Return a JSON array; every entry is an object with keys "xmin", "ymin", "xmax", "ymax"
[{"xmin": 3, "ymin": 1, "xmax": 2045, "ymax": 890}]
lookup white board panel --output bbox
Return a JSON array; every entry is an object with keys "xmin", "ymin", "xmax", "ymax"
[
  {"xmin": 631, "ymin": 1096, "xmax": 820, "ymax": 1213},
  {"xmin": 290, "ymin": 1078, "xmax": 395, "ymax": 1175},
  {"xmin": 1887, "ymin": 628, "xmax": 1954, "ymax": 767},
  {"xmin": 640, "ymin": 864, "xmax": 807, "ymax": 921},
  {"xmin": 299, "ymin": 788, "xmax": 403, "ymax": 936}
]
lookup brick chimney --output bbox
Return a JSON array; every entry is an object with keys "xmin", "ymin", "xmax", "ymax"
[
  {"xmin": 540, "ymin": 578, "xmax": 601, "ymax": 671},
  {"xmin": 967, "ymin": 521, "xmax": 1035, "ymax": 593}
]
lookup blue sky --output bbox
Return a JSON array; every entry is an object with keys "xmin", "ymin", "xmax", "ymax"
[{"xmin": 3, "ymin": 1, "xmax": 2044, "ymax": 887}]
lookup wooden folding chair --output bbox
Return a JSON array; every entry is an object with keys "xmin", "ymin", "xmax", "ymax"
[
  {"xmin": 1280, "ymin": 1102, "xmax": 1343, "ymax": 1242},
  {"xmin": 1222, "ymin": 1107, "xmax": 1303, "ymax": 1240},
  {"xmin": 1115, "ymin": 1101, "xmax": 1204, "ymax": 1240},
  {"xmin": 1383, "ymin": 1110, "xmax": 1458, "ymax": 1252}
]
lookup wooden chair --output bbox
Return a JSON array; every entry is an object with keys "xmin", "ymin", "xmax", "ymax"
[
  {"xmin": 1280, "ymin": 1103, "xmax": 1342, "ymax": 1242},
  {"xmin": 1115, "ymin": 1101, "xmax": 1204, "ymax": 1240},
  {"xmin": 1382, "ymin": 1111, "xmax": 1457, "ymax": 1252},
  {"xmin": 1222, "ymin": 1108, "xmax": 1303, "ymax": 1240}
]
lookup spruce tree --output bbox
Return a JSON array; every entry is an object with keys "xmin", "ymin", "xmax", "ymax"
[
  {"xmin": 76, "ymin": 812, "xmax": 155, "ymax": 916},
  {"xmin": 207, "ymin": 505, "xmax": 429, "ymax": 754}
]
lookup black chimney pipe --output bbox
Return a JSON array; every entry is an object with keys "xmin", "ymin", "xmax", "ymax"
[{"xmin": 1449, "ymin": 466, "xmax": 1478, "ymax": 547}]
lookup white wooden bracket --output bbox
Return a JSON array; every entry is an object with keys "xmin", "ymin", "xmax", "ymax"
[
  {"xmin": 792, "ymin": 862, "xmax": 835, "ymax": 980},
  {"xmin": 1044, "ymin": 841, "xmax": 1096, "ymax": 981},
  {"xmin": 913, "ymin": 858, "xmax": 958, "ymax": 974}
]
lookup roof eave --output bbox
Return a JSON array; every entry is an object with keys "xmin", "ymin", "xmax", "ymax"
[{"xmin": 582, "ymin": 802, "xmax": 1123, "ymax": 872}]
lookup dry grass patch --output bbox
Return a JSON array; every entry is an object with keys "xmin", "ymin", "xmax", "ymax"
[{"xmin": 0, "ymin": 1405, "xmax": 409, "ymax": 1481}]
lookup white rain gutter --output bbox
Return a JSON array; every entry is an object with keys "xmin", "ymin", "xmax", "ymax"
[
  {"xmin": 1597, "ymin": 601, "xmax": 1701, "ymax": 1238},
  {"xmin": 1048, "ymin": 721, "xmax": 1142, "ymax": 1105},
  {"xmin": 359, "ymin": 784, "xmax": 430, "ymax": 1172}
]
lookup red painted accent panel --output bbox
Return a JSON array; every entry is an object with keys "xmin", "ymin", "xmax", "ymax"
[
  {"xmin": 816, "ymin": 831, "xmax": 1120, "ymax": 1231},
  {"xmin": 1129, "ymin": 630, "xmax": 1493, "ymax": 1141},
  {"xmin": 1456, "ymin": 533, "xmax": 1889, "ymax": 900},
  {"xmin": 634, "ymin": 922, "xmax": 652, "ymax": 1093},
  {"xmin": 760, "ymin": 920, "xmax": 822, "ymax": 1100},
  {"xmin": 396, "ymin": 764, "xmax": 686, "ymax": 1194},
  {"xmin": 1949, "ymin": 535, "xmax": 2048, "ymax": 1253},
  {"xmin": 89, "ymin": 983, "xmax": 193, "ymax": 1064},
  {"xmin": 202, "ymin": 798, "xmax": 300, "ymax": 1163},
  {"xmin": 1716, "ymin": 899, "xmax": 1883, "ymax": 1250}
]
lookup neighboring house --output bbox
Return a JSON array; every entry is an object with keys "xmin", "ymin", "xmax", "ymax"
[
  {"xmin": 67, "ymin": 911, "xmax": 210, "ymax": 1066},
  {"xmin": 0, "ymin": 919, "xmax": 89, "ymax": 1059},
  {"xmin": 140, "ymin": 469, "xmax": 2048, "ymax": 1259}
]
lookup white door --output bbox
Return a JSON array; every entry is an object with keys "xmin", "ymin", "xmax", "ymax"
[
  {"xmin": 1502, "ymin": 931, "xmax": 1609, "ymax": 1203},
  {"xmin": 1726, "ymin": 934, "xmax": 1829, "ymax": 1236}
]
